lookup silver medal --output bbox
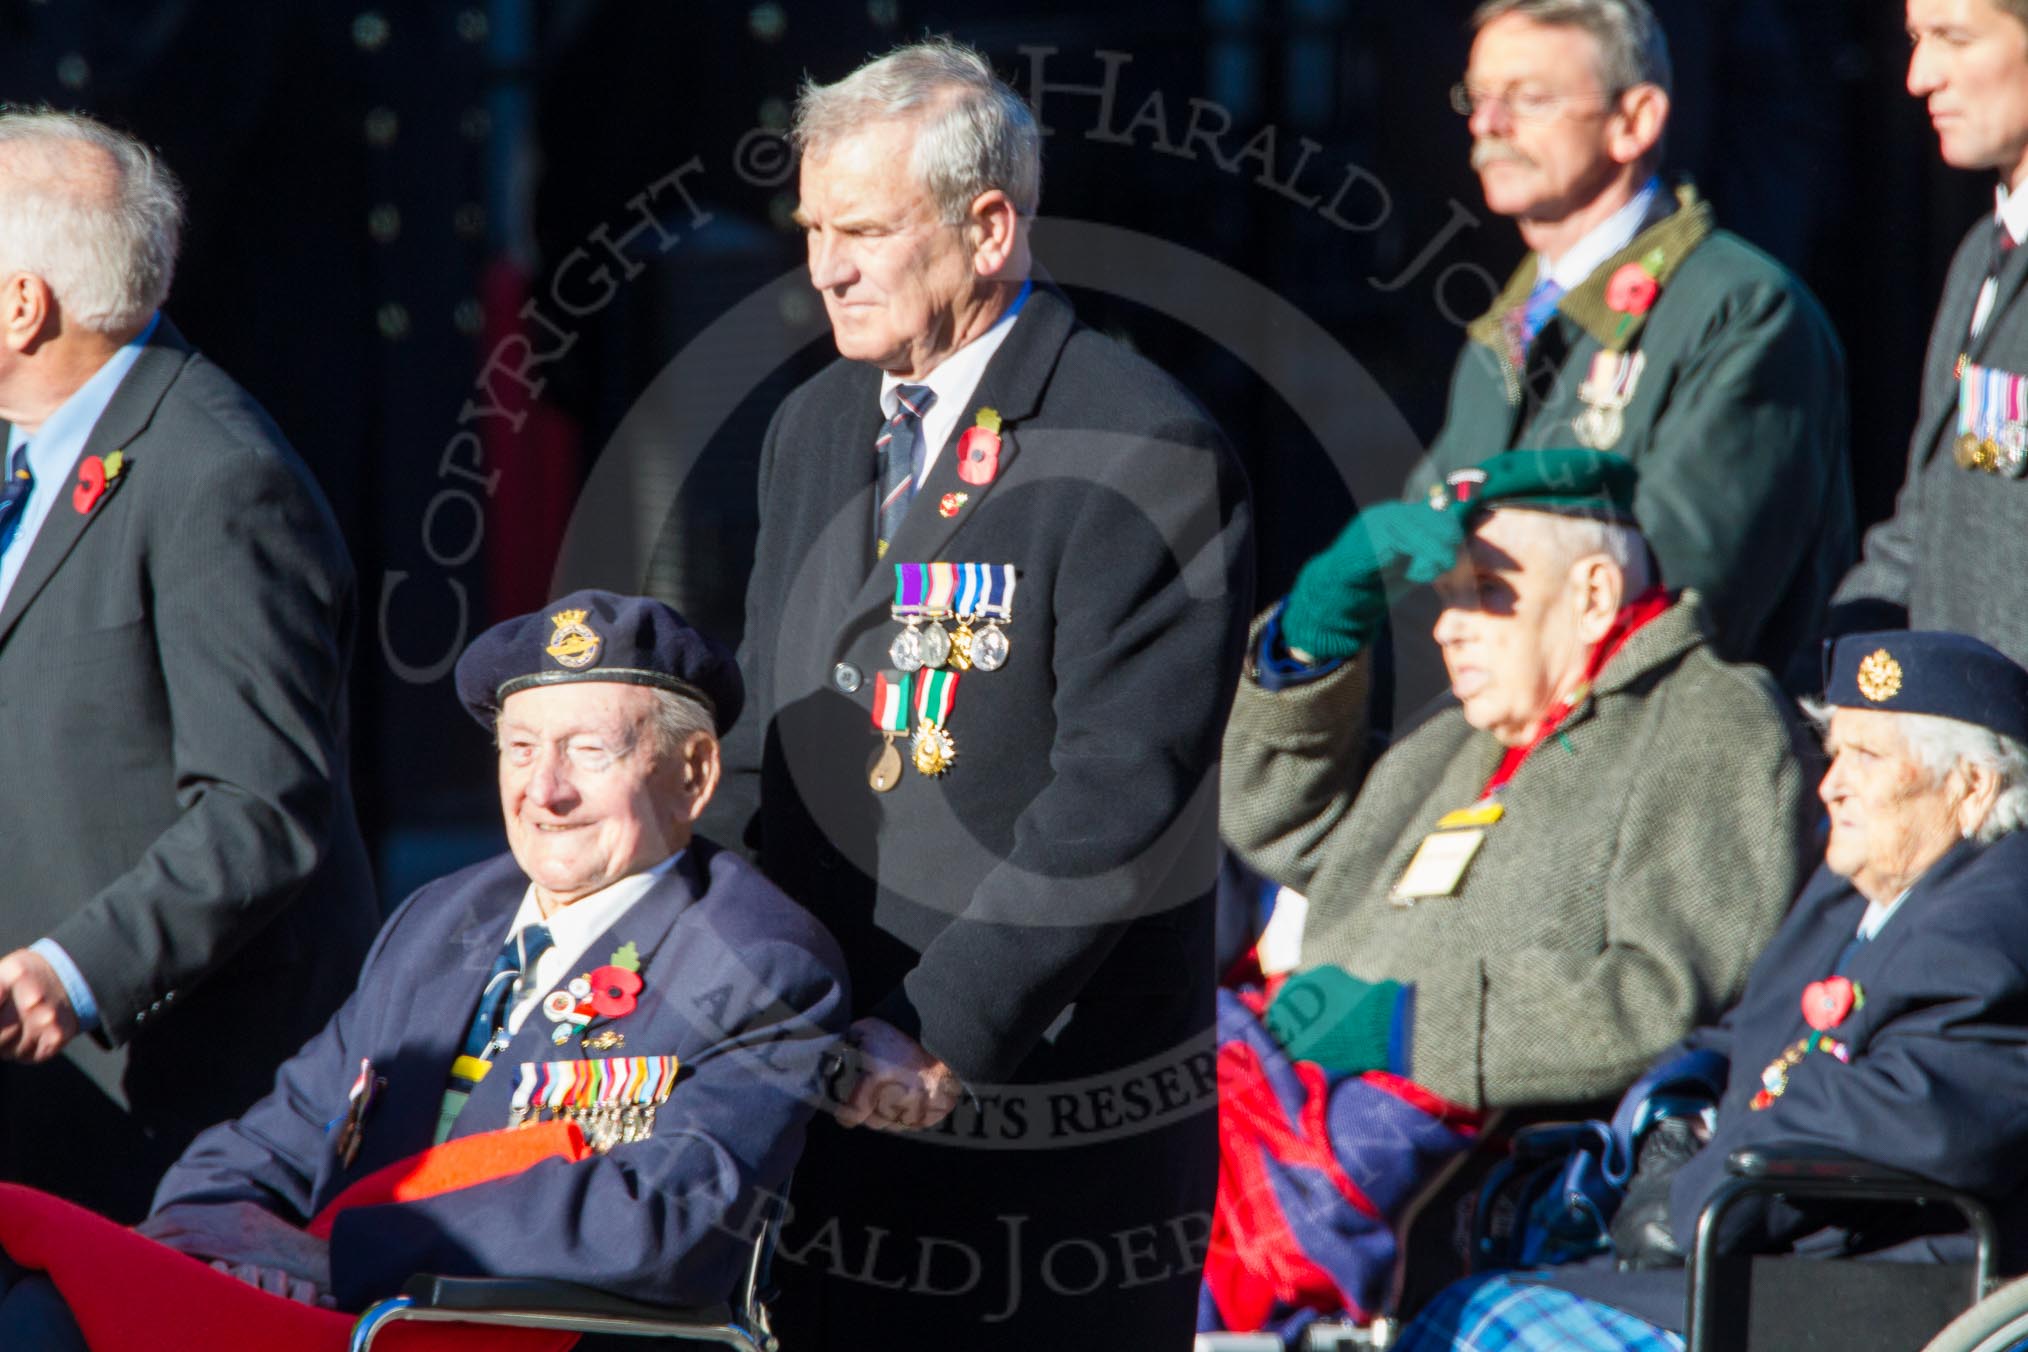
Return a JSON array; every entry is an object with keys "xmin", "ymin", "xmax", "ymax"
[
  {"xmin": 2003, "ymin": 426, "xmax": 2028, "ymax": 479},
  {"xmin": 918, "ymin": 621, "xmax": 952, "ymax": 669},
  {"xmin": 970, "ymin": 623, "xmax": 1009, "ymax": 672},
  {"xmin": 889, "ymin": 624, "xmax": 926, "ymax": 672}
]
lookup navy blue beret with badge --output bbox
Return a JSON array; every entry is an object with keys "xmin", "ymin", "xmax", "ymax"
[
  {"xmin": 454, "ymin": 589, "xmax": 744, "ymax": 735},
  {"xmin": 1823, "ymin": 630, "xmax": 2028, "ymax": 744}
]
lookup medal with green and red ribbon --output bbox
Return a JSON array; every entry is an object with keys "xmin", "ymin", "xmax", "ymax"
[
  {"xmin": 868, "ymin": 670, "xmax": 913, "ymax": 793},
  {"xmin": 912, "ymin": 666, "xmax": 960, "ymax": 777}
]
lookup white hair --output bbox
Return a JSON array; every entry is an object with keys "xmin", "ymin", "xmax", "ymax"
[
  {"xmin": 1492, "ymin": 507, "xmax": 1655, "ymax": 593},
  {"xmin": 648, "ymin": 688, "xmax": 716, "ymax": 760},
  {"xmin": 1801, "ymin": 698, "xmax": 2028, "ymax": 844},
  {"xmin": 792, "ymin": 37, "xmax": 1042, "ymax": 223},
  {"xmin": 0, "ymin": 109, "xmax": 183, "ymax": 334}
]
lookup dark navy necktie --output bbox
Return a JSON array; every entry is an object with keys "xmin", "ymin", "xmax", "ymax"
[
  {"xmin": 436, "ymin": 922, "xmax": 553, "ymax": 1143},
  {"xmin": 875, "ymin": 384, "xmax": 935, "ymax": 559},
  {"xmin": 0, "ymin": 446, "xmax": 33, "ymax": 554}
]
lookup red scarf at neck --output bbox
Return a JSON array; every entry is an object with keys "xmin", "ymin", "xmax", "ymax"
[{"xmin": 1481, "ymin": 585, "xmax": 1670, "ymax": 797}]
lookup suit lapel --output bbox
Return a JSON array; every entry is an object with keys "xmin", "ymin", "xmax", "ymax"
[
  {"xmin": 1971, "ymin": 230, "xmax": 2028, "ymax": 367},
  {"xmin": 453, "ymin": 855, "xmax": 707, "ymax": 1136},
  {"xmin": 0, "ymin": 320, "xmax": 191, "ymax": 649},
  {"xmin": 842, "ymin": 285, "xmax": 1075, "ymax": 622}
]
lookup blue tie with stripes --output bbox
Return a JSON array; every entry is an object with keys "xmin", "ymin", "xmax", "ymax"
[
  {"xmin": 876, "ymin": 384, "xmax": 935, "ymax": 559},
  {"xmin": 0, "ymin": 446, "xmax": 33, "ymax": 555}
]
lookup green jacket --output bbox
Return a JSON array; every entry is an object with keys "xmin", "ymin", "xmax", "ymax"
[
  {"xmin": 1220, "ymin": 593, "xmax": 1813, "ymax": 1110},
  {"xmin": 1403, "ymin": 187, "xmax": 1853, "ymax": 679}
]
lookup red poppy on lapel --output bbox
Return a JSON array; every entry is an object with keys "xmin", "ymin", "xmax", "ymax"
[
  {"xmin": 589, "ymin": 964, "xmax": 643, "ymax": 1018},
  {"xmin": 957, "ymin": 407, "xmax": 1003, "ymax": 486},
  {"xmin": 73, "ymin": 456, "xmax": 108, "ymax": 514}
]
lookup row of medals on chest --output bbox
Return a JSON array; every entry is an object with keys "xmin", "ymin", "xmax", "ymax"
[
  {"xmin": 870, "ymin": 561, "xmax": 1016, "ymax": 792},
  {"xmin": 1955, "ymin": 355, "xmax": 2028, "ymax": 477}
]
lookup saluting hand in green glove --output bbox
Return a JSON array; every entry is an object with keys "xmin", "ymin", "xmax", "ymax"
[{"xmin": 1280, "ymin": 498, "xmax": 1468, "ymax": 661}]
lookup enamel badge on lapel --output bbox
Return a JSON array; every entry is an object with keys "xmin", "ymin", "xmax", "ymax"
[
  {"xmin": 939, "ymin": 492, "xmax": 968, "ymax": 518},
  {"xmin": 956, "ymin": 408, "xmax": 1003, "ymax": 486},
  {"xmin": 542, "ymin": 940, "xmax": 642, "ymax": 1047}
]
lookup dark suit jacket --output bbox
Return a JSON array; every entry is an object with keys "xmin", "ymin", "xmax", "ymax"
[
  {"xmin": 705, "ymin": 283, "xmax": 1252, "ymax": 1342},
  {"xmin": 150, "ymin": 842, "xmax": 850, "ymax": 1311},
  {"xmin": 1542, "ymin": 833, "xmax": 2028, "ymax": 1334},
  {"xmin": 1665, "ymin": 834, "xmax": 2028, "ymax": 1256},
  {"xmin": 710, "ymin": 283, "xmax": 1253, "ymax": 1088},
  {"xmin": 1834, "ymin": 214, "xmax": 2028, "ymax": 667},
  {"xmin": 0, "ymin": 317, "xmax": 377, "ymax": 1197}
]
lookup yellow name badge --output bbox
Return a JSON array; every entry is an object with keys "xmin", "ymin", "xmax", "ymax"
[{"xmin": 1392, "ymin": 828, "xmax": 1488, "ymax": 903}]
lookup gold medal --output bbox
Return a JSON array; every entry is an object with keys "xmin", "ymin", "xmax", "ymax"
[
  {"xmin": 1959, "ymin": 433, "xmax": 1983, "ymax": 470},
  {"xmin": 869, "ymin": 737, "xmax": 903, "ymax": 792},
  {"xmin": 912, "ymin": 721, "xmax": 956, "ymax": 776},
  {"xmin": 948, "ymin": 622, "xmax": 975, "ymax": 671},
  {"xmin": 1983, "ymin": 438, "xmax": 2004, "ymax": 472}
]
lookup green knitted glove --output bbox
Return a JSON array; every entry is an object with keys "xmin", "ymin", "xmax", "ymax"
[
  {"xmin": 1263, "ymin": 966, "xmax": 1406, "ymax": 1075},
  {"xmin": 1281, "ymin": 499, "xmax": 1467, "ymax": 661}
]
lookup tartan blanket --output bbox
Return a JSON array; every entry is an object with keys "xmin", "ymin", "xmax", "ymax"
[
  {"xmin": 1394, "ymin": 1274, "xmax": 1684, "ymax": 1351},
  {"xmin": 1200, "ymin": 984, "xmax": 1484, "ymax": 1336}
]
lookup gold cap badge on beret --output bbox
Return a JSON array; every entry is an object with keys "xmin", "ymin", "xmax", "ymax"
[
  {"xmin": 545, "ymin": 608, "xmax": 601, "ymax": 670},
  {"xmin": 1856, "ymin": 648, "xmax": 1902, "ymax": 703}
]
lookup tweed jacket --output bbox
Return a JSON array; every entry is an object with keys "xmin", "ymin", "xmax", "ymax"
[
  {"xmin": 1403, "ymin": 187, "xmax": 1853, "ymax": 677},
  {"xmin": 1221, "ymin": 593, "xmax": 1814, "ymax": 1110},
  {"xmin": 1834, "ymin": 211, "xmax": 2028, "ymax": 668}
]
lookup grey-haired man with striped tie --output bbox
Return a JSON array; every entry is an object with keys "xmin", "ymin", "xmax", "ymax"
[{"xmin": 705, "ymin": 36, "xmax": 1253, "ymax": 1351}]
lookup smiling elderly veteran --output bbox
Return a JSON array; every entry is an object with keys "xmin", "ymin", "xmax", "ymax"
[
  {"xmin": 0, "ymin": 591, "xmax": 848, "ymax": 1350},
  {"xmin": 1207, "ymin": 449, "xmax": 1813, "ymax": 1331},
  {"xmin": 1397, "ymin": 632, "xmax": 2028, "ymax": 1351}
]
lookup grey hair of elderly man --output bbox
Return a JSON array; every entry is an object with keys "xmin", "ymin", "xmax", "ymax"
[
  {"xmin": 0, "ymin": 109, "xmax": 182, "ymax": 337},
  {"xmin": 791, "ymin": 36, "xmax": 1040, "ymax": 223}
]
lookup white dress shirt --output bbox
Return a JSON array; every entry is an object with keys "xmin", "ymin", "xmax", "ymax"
[
  {"xmin": 879, "ymin": 280, "xmax": 1032, "ymax": 479},
  {"xmin": 1537, "ymin": 177, "xmax": 1663, "ymax": 292},
  {"xmin": 1969, "ymin": 183, "xmax": 2028, "ymax": 342},
  {"xmin": 502, "ymin": 851, "xmax": 681, "ymax": 1036},
  {"xmin": 1856, "ymin": 885, "xmax": 1913, "ymax": 944}
]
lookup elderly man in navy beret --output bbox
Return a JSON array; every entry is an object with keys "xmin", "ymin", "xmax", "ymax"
[
  {"xmin": 0, "ymin": 592, "xmax": 850, "ymax": 1346},
  {"xmin": 1398, "ymin": 630, "xmax": 2028, "ymax": 1350}
]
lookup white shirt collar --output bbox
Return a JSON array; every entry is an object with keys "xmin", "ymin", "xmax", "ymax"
[
  {"xmin": 1995, "ymin": 182, "xmax": 2028, "ymax": 248},
  {"xmin": 1856, "ymin": 885, "xmax": 1912, "ymax": 943},
  {"xmin": 878, "ymin": 280, "xmax": 1031, "ymax": 481},
  {"xmin": 1538, "ymin": 178, "xmax": 1663, "ymax": 292},
  {"xmin": 502, "ymin": 851, "xmax": 681, "ymax": 1036}
]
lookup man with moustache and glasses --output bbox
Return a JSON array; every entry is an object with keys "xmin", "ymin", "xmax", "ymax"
[{"xmin": 1402, "ymin": 0, "xmax": 1851, "ymax": 682}]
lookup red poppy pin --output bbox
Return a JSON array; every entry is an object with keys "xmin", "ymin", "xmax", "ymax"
[
  {"xmin": 956, "ymin": 408, "xmax": 1003, "ymax": 487},
  {"xmin": 1605, "ymin": 248, "xmax": 1666, "ymax": 339},
  {"xmin": 1801, "ymin": 976, "xmax": 1862, "ymax": 1031},
  {"xmin": 73, "ymin": 450, "xmax": 127, "ymax": 515},
  {"xmin": 589, "ymin": 964, "xmax": 643, "ymax": 1019}
]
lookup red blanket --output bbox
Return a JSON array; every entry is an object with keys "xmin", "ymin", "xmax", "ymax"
[{"xmin": 0, "ymin": 1125, "xmax": 591, "ymax": 1352}]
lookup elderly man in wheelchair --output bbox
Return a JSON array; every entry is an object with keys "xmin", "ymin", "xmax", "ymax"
[
  {"xmin": 1207, "ymin": 449, "xmax": 1817, "ymax": 1339},
  {"xmin": 0, "ymin": 592, "xmax": 849, "ymax": 1351},
  {"xmin": 1393, "ymin": 630, "xmax": 2028, "ymax": 1351}
]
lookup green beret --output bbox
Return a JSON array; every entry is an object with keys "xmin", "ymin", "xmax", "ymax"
[{"xmin": 1426, "ymin": 448, "xmax": 1639, "ymax": 524}]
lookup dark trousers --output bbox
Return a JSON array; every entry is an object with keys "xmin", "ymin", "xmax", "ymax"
[{"xmin": 0, "ymin": 1251, "xmax": 86, "ymax": 1352}]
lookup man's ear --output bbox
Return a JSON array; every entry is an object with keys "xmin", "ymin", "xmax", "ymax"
[
  {"xmin": 0, "ymin": 273, "xmax": 52, "ymax": 355},
  {"xmin": 1607, "ymin": 84, "xmax": 1668, "ymax": 169},
  {"xmin": 679, "ymin": 731, "xmax": 722, "ymax": 823},
  {"xmin": 1571, "ymin": 556, "xmax": 1625, "ymax": 644},
  {"xmin": 966, "ymin": 188, "xmax": 1021, "ymax": 278}
]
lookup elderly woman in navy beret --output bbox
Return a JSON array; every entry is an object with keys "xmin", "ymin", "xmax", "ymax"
[{"xmin": 1398, "ymin": 631, "xmax": 2028, "ymax": 1351}]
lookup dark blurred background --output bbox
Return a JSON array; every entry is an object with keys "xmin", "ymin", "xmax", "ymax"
[{"xmin": 0, "ymin": 0, "xmax": 1977, "ymax": 905}]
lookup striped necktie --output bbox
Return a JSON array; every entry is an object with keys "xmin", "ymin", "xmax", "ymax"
[
  {"xmin": 436, "ymin": 922, "xmax": 553, "ymax": 1143},
  {"xmin": 1517, "ymin": 276, "xmax": 1566, "ymax": 354},
  {"xmin": 0, "ymin": 446, "xmax": 33, "ymax": 554},
  {"xmin": 876, "ymin": 383, "xmax": 935, "ymax": 560}
]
